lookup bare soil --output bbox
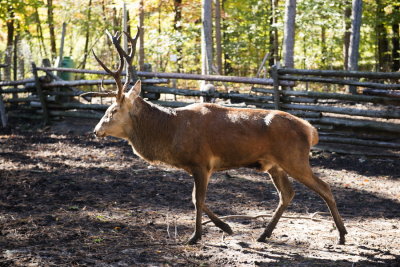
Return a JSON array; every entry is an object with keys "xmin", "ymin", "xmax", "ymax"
[{"xmin": 0, "ymin": 118, "xmax": 399, "ymax": 266}]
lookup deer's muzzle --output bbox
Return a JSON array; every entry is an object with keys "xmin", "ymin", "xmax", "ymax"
[{"xmin": 93, "ymin": 126, "xmax": 106, "ymax": 138}]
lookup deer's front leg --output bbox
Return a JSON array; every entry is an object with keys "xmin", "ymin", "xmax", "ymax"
[{"xmin": 187, "ymin": 168, "xmax": 210, "ymax": 245}]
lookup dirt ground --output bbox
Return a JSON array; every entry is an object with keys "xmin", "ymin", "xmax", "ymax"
[{"xmin": 0, "ymin": 118, "xmax": 399, "ymax": 266}]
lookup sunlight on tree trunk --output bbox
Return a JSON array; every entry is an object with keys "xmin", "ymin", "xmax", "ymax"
[
  {"xmin": 282, "ymin": 0, "xmax": 296, "ymax": 68},
  {"xmin": 269, "ymin": 0, "xmax": 279, "ymax": 67},
  {"xmin": 348, "ymin": 0, "xmax": 362, "ymax": 94},
  {"xmin": 173, "ymin": 0, "xmax": 183, "ymax": 73},
  {"xmin": 201, "ymin": 0, "xmax": 213, "ymax": 79}
]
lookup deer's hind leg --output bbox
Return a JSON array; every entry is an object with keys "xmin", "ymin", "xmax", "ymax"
[
  {"xmin": 258, "ymin": 166, "xmax": 295, "ymax": 242},
  {"xmin": 203, "ymin": 205, "xmax": 233, "ymax": 235},
  {"xmin": 283, "ymin": 160, "xmax": 347, "ymax": 244}
]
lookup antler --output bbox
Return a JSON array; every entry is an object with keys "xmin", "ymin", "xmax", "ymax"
[
  {"xmin": 87, "ymin": 28, "xmax": 140, "ymax": 101},
  {"xmin": 107, "ymin": 27, "xmax": 140, "ymax": 92},
  {"xmin": 122, "ymin": 27, "xmax": 140, "ymax": 91},
  {"xmin": 92, "ymin": 30, "xmax": 125, "ymax": 101}
]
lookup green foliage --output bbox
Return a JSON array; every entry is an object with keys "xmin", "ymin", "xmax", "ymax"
[{"xmin": 0, "ymin": 0, "xmax": 399, "ymax": 78}]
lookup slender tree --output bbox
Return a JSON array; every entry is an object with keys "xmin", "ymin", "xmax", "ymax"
[
  {"xmin": 79, "ymin": 0, "xmax": 93, "ymax": 72},
  {"xmin": 343, "ymin": 1, "xmax": 351, "ymax": 70},
  {"xmin": 282, "ymin": 0, "xmax": 296, "ymax": 68},
  {"xmin": 34, "ymin": 7, "xmax": 48, "ymax": 58},
  {"xmin": 348, "ymin": 0, "xmax": 363, "ymax": 94},
  {"xmin": 139, "ymin": 0, "xmax": 145, "ymax": 71},
  {"xmin": 321, "ymin": 25, "xmax": 327, "ymax": 67},
  {"xmin": 47, "ymin": 0, "xmax": 57, "ymax": 62},
  {"xmin": 376, "ymin": 0, "xmax": 390, "ymax": 72},
  {"xmin": 392, "ymin": 5, "xmax": 400, "ymax": 71},
  {"xmin": 13, "ymin": 31, "xmax": 18, "ymax": 81},
  {"xmin": 173, "ymin": 0, "xmax": 183, "ymax": 73},
  {"xmin": 214, "ymin": 0, "xmax": 223, "ymax": 74},
  {"xmin": 4, "ymin": 4, "xmax": 14, "ymax": 81},
  {"xmin": 269, "ymin": 0, "xmax": 279, "ymax": 67},
  {"xmin": 201, "ymin": 0, "xmax": 213, "ymax": 77},
  {"xmin": 221, "ymin": 0, "xmax": 233, "ymax": 74}
]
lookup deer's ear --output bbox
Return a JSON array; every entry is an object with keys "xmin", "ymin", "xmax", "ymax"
[{"xmin": 127, "ymin": 80, "xmax": 141, "ymax": 100}]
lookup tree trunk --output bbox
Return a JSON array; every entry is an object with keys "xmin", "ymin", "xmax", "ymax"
[
  {"xmin": 376, "ymin": 0, "xmax": 390, "ymax": 72},
  {"xmin": 80, "ymin": 0, "xmax": 93, "ymax": 73},
  {"xmin": 47, "ymin": 0, "xmax": 57, "ymax": 62},
  {"xmin": 127, "ymin": 9, "xmax": 131, "ymax": 36},
  {"xmin": 139, "ymin": 0, "xmax": 145, "ymax": 71},
  {"xmin": 4, "ymin": 6, "xmax": 15, "ymax": 81},
  {"xmin": 321, "ymin": 25, "xmax": 326, "ymax": 67},
  {"xmin": 112, "ymin": 7, "xmax": 119, "ymax": 33},
  {"xmin": 214, "ymin": 0, "xmax": 223, "ymax": 74},
  {"xmin": 34, "ymin": 7, "xmax": 48, "ymax": 59},
  {"xmin": 392, "ymin": 6, "xmax": 400, "ymax": 72},
  {"xmin": 348, "ymin": 0, "xmax": 362, "ymax": 94},
  {"xmin": 269, "ymin": 0, "xmax": 279, "ymax": 66},
  {"xmin": 173, "ymin": 0, "xmax": 183, "ymax": 73},
  {"xmin": 202, "ymin": 0, "xmax": 213, "ymax": 78},
  {"xmin": 221, "ymin": 0, "xmax": 233, "ymax": 74},
  {"xmin": 13, "ymin": 33, "xmax": 18, "ymax": 81},
  {"xmin": 282, "ymin": 0, "xmax": 296, "ymax": 68},
  {"xmin": 18, "ymin": 39, "xmax": 25, "ymax": 79},
  {"xmin": 343, "ymin": 2, "xmax": 351, "ymax": 70}
]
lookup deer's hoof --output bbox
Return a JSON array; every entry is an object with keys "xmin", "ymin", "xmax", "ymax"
[
  {"xmin": 218, "ymin": 222, "xmax": 233, "ymax": 235},
  {"xmin": 256, "ymin": 233, "xmax": 268, "ymax": 243},
  {"xmin": 186, "ymin": 233, "xmax": 201, "ymax": 245},
  {"xmin": 338, "ymin": 235, "xmax": 346, "ymax": 245}
]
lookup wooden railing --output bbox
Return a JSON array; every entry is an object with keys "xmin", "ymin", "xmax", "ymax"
[{"xmin": 0, "ymin": 65, "xmax": 399, "ymax": 156}]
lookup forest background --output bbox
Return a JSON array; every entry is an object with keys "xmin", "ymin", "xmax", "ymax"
[{"xmin": 0, "ymin": 0, "xmax": 399, "ymax": 85}]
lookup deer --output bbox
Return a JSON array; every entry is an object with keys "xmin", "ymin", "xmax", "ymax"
[{"xmin": 89, "ymin": 29, "xmax": 347, "ymax": 245}]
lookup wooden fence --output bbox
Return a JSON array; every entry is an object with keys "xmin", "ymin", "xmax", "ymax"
[{"xmin": 0, "ymin": 64, "xmax": 399, "ymax": 156}]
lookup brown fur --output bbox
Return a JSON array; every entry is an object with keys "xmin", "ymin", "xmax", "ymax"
[{"xmin": 94, "ymin": 81, "xmax": 347, "ymax": 245}]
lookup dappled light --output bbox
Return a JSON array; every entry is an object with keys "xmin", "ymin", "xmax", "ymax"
[
  {"xmin": 1, "ymin": 121, "xmax": 399, "ymax": 266},
  {"xmin": 1, "ymin": 0, "xmax": 400, "ymax": 265}
]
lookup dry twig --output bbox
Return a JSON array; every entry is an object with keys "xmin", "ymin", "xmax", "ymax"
[{"xmin": 202, "ymin": 212, "xmax": 331, "ymax": 225}]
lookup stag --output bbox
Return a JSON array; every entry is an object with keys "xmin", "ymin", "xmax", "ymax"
[{"xmin": 89, "ymin": 30, "xmax": 347, "ymax": 245}]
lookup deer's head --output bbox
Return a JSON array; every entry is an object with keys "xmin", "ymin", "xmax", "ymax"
[{"xmin": 92, "ymin": 29, "xmax": 141, "ymax": 139}]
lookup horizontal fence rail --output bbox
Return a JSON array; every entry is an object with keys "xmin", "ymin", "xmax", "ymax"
[
  {"xmin": 36, "ymin": 67, "xmax": 295, "ymax": 86},
  {"xmin": 0, "ymin": 65, "xmax": 399, "ymax": 156},
  {"xmin": 278, "ymin": 68, "xmax": 400, "ymax": 79}
]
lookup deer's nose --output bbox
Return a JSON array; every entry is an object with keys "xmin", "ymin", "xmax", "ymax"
[{"xmin": 93, "ymin": 128, "xmax": 106, "ymax": 138}]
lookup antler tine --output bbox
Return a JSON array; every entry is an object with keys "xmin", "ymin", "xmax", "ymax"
[
  {"xmin": 100, "ymin": 30, "xmax": 125, "ymax": 100},
  {"xmin": 92, "ymin": 49, "xmax": 113, "ymax": 74},
  {"xmin": 122, "ymin": 27, "xmax": 141, "ymax": 91},
  {"xmin": 126, "ymin": 26, "xmax": 140, "ymax": 61}
]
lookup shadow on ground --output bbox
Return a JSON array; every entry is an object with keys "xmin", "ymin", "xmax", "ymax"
[{"xmin": 1, "ymin": 124, "xmax": 399, "ymax": 266}]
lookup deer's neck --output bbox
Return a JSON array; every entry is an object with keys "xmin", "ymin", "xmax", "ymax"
[{"xmin": 127, "ymin": 97, "xmax": 177, "ymax": 164}]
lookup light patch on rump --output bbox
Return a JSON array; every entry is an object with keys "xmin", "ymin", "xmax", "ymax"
[{"xmin": 264, "ymin": 113, "xmax": 275, "ymax": 126}]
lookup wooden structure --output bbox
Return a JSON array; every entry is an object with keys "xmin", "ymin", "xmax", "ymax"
[{"xmin": 0, "ymin": 64, "xmax": 399, "ymax": 156}]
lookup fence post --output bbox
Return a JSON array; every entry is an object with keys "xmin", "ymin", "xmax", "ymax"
[
  {"xmin": 271, "ymin": 65, "xmax": 281, "ymax": 110},
  {"xmin": 0, "ymin": 64, "xmax": 8, "ymax": 127},
  {"xmin": 32, "ymin": 62, "xmax": 50, "ymax": 125}
]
